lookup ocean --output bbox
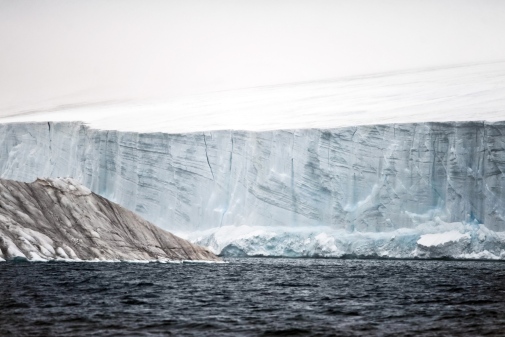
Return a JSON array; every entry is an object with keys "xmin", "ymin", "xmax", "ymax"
[{"xmin": 1, "ymin": 258, "xmax": 504, "ymax": 336}]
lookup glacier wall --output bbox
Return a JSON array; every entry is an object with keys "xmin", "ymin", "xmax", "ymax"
[{"xmin": 1, "ymin": 121, "xmax": 505, "ymax": 236}]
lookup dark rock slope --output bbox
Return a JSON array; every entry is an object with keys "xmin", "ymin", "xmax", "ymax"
[{"xmin": 0, "ymin": 177, "xmax": 219, "ymax": 262}]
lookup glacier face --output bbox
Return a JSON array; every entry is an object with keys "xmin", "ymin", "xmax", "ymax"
[{"xmin": 1, "ymin": 120, "xmax": 505, "ymax": 260}]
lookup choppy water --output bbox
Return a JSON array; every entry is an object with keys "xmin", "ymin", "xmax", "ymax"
[{"xmin": 1, "ymin": 258, "xmax": 505, "ymax": 336}]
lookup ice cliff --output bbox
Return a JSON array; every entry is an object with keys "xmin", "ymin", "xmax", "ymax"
[
  {"xmin": 1, "ymin": 121, "xmax": 505, "ymax": 259},
  {"xmin": 1, "ymin": 63, "xmax": 505, "ymax": 259},
  {"xmin": 0, "ymin": 177, "xmax": 219, "ymax": 262}
]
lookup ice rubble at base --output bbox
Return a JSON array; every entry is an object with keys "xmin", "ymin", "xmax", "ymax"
[{"xmin": 186, "ymin": 218, "xmax": 505, "ymax": 259}]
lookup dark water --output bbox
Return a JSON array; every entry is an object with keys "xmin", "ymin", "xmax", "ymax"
[{"xmin": 1, "ymin": 258, "xmax": 505, "ymax": 336}]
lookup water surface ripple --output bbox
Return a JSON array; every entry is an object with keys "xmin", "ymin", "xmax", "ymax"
[{"xmin": 1, "ymin": 258, "xmax": 504, "ymax": 336}]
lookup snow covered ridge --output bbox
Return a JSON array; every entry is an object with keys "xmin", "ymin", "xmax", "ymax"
[
  {"xmin": 187, "ymin": 219, "xmax": 505, "ymax": 260},
  {"xmin": 0, "ymin": 178, "xmax": 220, "ymax": 262}
]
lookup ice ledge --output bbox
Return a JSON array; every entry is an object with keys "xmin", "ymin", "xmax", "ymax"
[{"xmin": 417, "ymin": 230, "xmax": 471, "ymax": 248}]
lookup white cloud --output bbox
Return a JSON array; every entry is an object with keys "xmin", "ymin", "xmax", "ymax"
[{"xmin": 1, "ymin": 0, "xmax": 505, "ymax": 113}]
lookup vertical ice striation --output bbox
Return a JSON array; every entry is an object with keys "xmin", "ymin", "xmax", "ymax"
[{"xmin": 1, "ymin": 121, "xmax": 505, "ymax": 240}]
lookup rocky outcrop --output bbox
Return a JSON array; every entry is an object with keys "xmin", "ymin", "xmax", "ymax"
[{"xmin": 0, "ymin": 177, "xmax": 219, "ymax": 262}]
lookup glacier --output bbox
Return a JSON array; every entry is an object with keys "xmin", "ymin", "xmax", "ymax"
[{"xmin": 1, "ymin": 62, "xmax": 505, "ymax": 259}]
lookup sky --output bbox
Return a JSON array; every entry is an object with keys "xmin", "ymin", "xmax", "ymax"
[{"xmin": 1, "ymin": 0, "xmax": 505, "ymax": 114}]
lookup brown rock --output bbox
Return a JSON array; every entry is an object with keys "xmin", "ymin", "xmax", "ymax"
[{"xmin": 0, "ymin": 177, "xmax": 220, "ymax": 262}]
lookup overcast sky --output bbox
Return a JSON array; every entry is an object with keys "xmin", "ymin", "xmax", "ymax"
[{"xmin": 1, "ymin": 0, "xmax": 505, "ymax": 113}]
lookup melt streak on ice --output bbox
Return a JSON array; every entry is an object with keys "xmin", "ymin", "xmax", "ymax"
[{"xmin": 1, "ymin": 62, "xmax": 505, "ymax": 258}]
